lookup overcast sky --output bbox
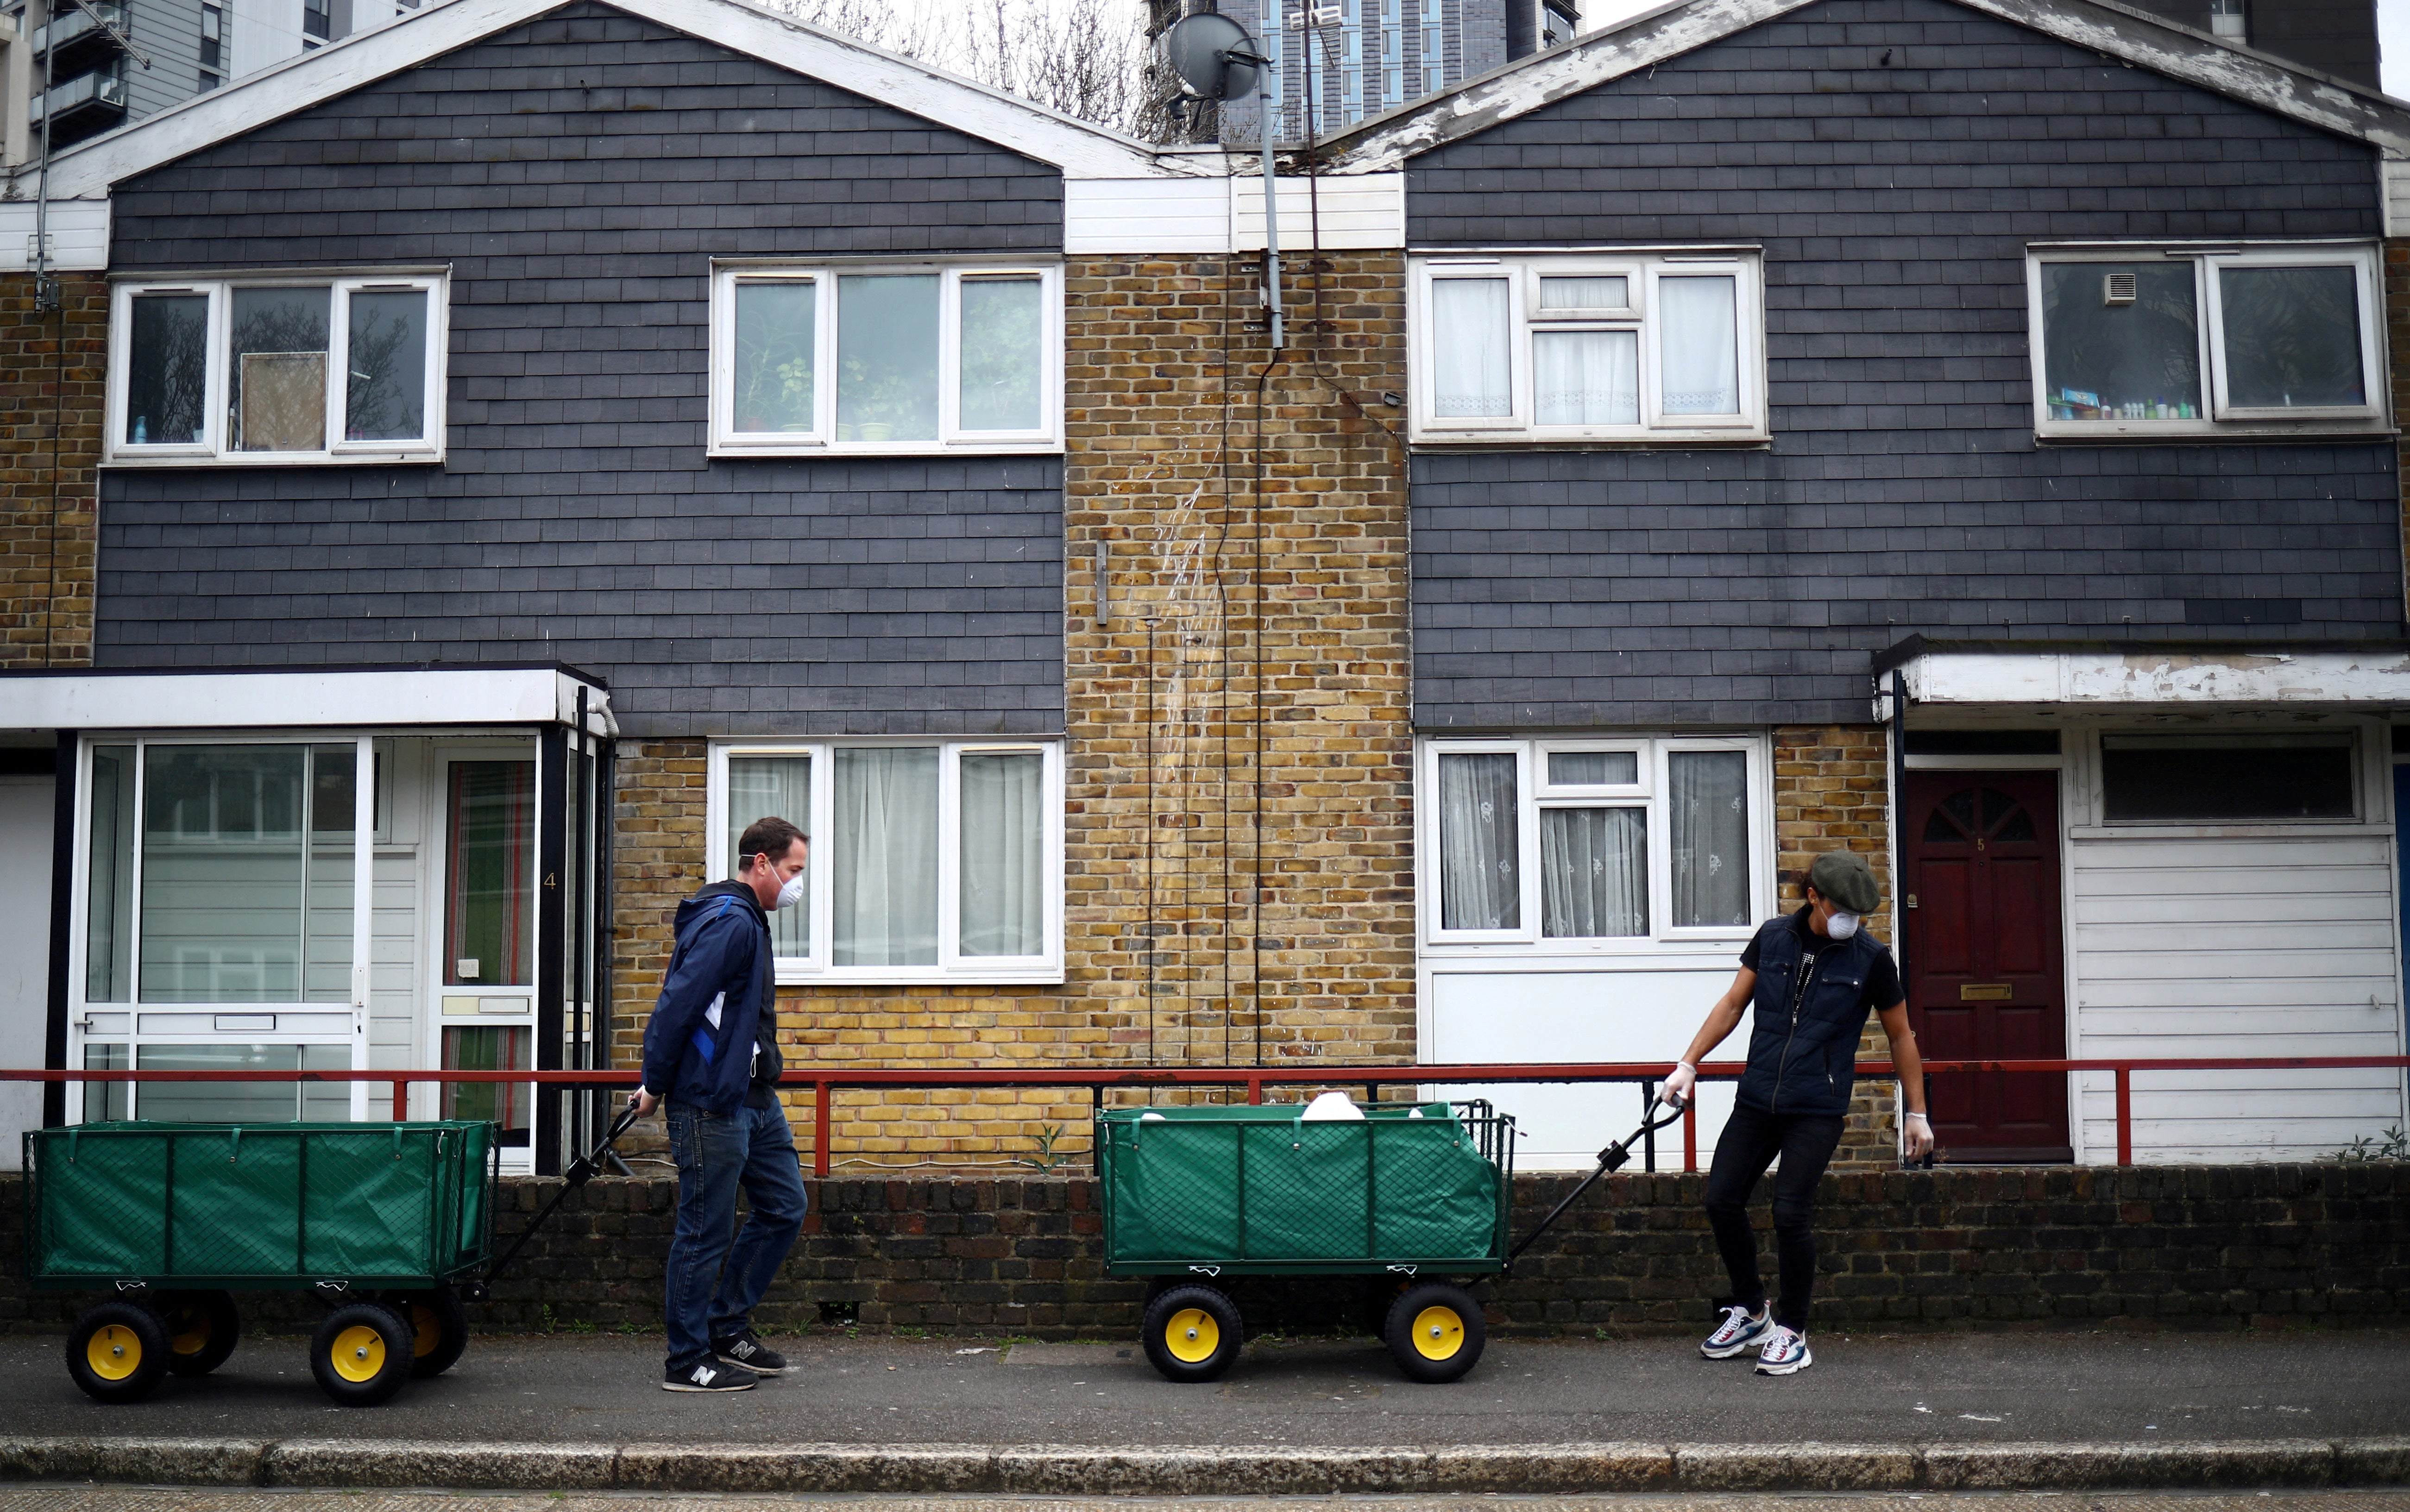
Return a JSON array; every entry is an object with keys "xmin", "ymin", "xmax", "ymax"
[{"xmin": 2381, "ymin": 0, "xmax": 2410, "ymax": 95}]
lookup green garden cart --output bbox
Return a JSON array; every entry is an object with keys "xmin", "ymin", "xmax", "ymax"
[
  {"xmin": 1095, "ymin": 1099, "xmax": 1516, "ymax": 1385},
  {"xmin": 23, "ymin": 1120, "xmax": 496, "ymax": 1406}
]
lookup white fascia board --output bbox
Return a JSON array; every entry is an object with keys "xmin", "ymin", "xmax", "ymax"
[
  {"xmin": 0, "ymin": 667, "xmax": 616, "ymax": 736},
  {"xmin": 2383, "ymin": 156, "xmax": 2410, "ymax": 238},
  {"xmin": 34, "ymin": 0, "xmax": 1189, "ymax": 202},
  {"xmin": 1898, "ymin": 649, "xmax": 2410, "ymax": 708},
  {"xmin": 1229, "ymin": 173, "xmax": 1404, "ymax": 251},
  {"xmin": 0, "ymin": 198, "xmax": 109, "ymax": 272},
  {"xmin": 1065, "ymin": 177, "xmax": 1232, "ymax": 255},
  {"xmin": 1322, "ymin": 0, "xmax": 2410, "ymax": 172}
]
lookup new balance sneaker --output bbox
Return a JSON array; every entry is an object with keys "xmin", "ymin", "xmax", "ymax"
[
  {"xmin": 1754, "ymin": 1324, "xmax": 1812, "ymax": 1376},
  {"xmin": 712, "ymin": 1330, "xmax": 789, "ymax": 1375},
  {"xmin": 1699, "ymin": 1303, "xmax": 1772, "ymax": 1359},
  {"xmin": 663, "ymin": 1360, "xmax": 756, "ymax": 1393}
]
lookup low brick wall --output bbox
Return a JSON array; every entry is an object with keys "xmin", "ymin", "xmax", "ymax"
[{"xmin": 5, "ymin": 1163, "xmax": 2404, "ymax": 1336}]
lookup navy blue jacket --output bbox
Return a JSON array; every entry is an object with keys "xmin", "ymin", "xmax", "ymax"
[
  {"xmin": 1733, "ymin": 910, "xmax": 1895, "ymax": 1118},
  {"xmin": 640, "ymin": 880, "xmax": 778, "ymax": 1114}
]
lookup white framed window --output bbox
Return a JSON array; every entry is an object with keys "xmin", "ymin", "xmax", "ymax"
[
  {"xmin": 1410, "ymin": 250, "xmax": 1767, "ymax": 444},
  {"xmin": 709, "ymin": 740, "xmax": 1065, "ymax": 984},
  {"xmin": 1418, "ymin": 735, "xmax": 1771, "ymax": 951},
  {"xmin": 107, "ymin": 272, "xmax": 449, "ymax": 464},
  {"xmin": 709, "ymin": 261, "xmax": 1062, "ymax": 456},
  {"xmin": 2027, "ymin": 242, "xmax": 2386, "ymax": 439}
]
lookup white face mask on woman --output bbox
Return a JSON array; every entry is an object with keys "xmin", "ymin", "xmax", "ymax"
[
  {"xmin": 773, "ymin": 868, "xmax": 808, "ymax": 911},
  {"xmin": 1825, "ymin": 910, "xmax": 1861, "ymax": 941}
]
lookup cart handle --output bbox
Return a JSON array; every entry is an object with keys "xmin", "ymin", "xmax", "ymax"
[
  {"xmin": 459, "ymin": 1101, "xmax": 642, "ymax": 1304},
  {"xmin": 1502, "ymin": 1095, "xmax": 1688, "ymax": 1275}
]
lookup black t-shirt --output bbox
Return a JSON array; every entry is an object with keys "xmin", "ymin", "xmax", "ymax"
[{"xmin": 1738, "ymin": 907, "xmax": 1902, "ymax": 1016}]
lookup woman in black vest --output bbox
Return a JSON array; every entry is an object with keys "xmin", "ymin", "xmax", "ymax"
[{"xmin": 1661, "ymin": 849, "xmax": 1934, "ymax": 1376}]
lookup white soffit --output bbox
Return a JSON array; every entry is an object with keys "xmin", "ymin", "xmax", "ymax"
[
  {"xmin": 36, "ymin": 0, "xmax": 1185, "ymax": 202},
  {"xmin": 0, "ymin": 201, "xmax": 109, "ymax": 272},
  {"xmin": 0, "ymin": 668, "xmax": 616, "ymax": 735},
  {"xmin": 1897, "ymin": 649, "xmax": 2410, "ymax": 708}
]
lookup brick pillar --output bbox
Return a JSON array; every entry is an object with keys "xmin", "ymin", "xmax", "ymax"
[
  {"xmin": 0, "ymin": 272, "xmax": 104, "ymax": 668},
  {"xmin": 1771, "ymin": 723, "xmax": 1901, "ymax": 1168}
]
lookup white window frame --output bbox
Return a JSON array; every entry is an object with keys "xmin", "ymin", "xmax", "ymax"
[
  {"xmin": 708, "ymin": 739, "xmax": 1066, "ymax": 985},
  {"xmin": 1409, "ymin": 250, "xmax": 1768, "ymax": 445},
  {"xmin": 105, "ymin": 271, "xmax": 450, "ymax": 465},
  {"xmin": 708, "ymin": 260, "xmax": 1063, "ymax": 457},
  {"xmin": 1417, "ymin": 734, "xmax": 1773, "ymax": 954},
  {"xmin": 2026, "ymin": 241, "xmax": 2387, "ymax": 440}
]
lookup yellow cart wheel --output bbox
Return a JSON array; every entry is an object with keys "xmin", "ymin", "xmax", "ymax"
[
  {"xmin": 1139, "ymin": 1283, "xmax": 1242, "ymax": 1383},
  {"xmin": 399, "ymin": 1285, "xmax": 469, "ymax": 1379},
  {"xmin": 310, "ymin": 1300, "xmax": 414, "ymax": 1406},
  {"xmin": 66, "ymin": 1300, "xmax": 170, "ymax": 1404},
  {"xmin": 1383, "ymin": 1281, "xmax": 1486, "ymax": 1384}
]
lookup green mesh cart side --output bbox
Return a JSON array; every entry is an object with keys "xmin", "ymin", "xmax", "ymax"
[
  {"xmin": 22, "ymin": 1120, "xmax": 499, "ymax": 1292},
  {"xmin": 1094, "ymin": 1101, "xmax": 1515, "ymax": 1277}
]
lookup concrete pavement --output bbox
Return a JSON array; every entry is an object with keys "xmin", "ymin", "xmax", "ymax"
[
  {"xmin": 0, "ymin": 1493, "xmax": 2407, "ymax": 1512},
  {"xmin": 0, "ymin": 1328, "xmax": 2401, "ymax": 1447}
]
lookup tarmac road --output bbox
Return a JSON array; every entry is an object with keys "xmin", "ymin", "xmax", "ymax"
[
  {"xmin": 0, "ymin": 1327, "xmax": 2401, "ymax": 1448},
  {"xmin": 0, "ymin": 1491, "xmax": 2406, "ymax": 1512}
]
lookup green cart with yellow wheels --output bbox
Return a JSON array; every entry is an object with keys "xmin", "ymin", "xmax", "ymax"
[
  {"xmin": 1094, "ymin": 1099, "xmax": 1515, "ymax": 1384},
  {"xmin": 23, "ymin": 1120, "xmax": 495, "ymax": 1407}
]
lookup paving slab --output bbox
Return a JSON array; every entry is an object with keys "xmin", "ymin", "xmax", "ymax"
[{"xmin": 0, "ymin": 1329, "xmax": 2399, "ymax": 1449}]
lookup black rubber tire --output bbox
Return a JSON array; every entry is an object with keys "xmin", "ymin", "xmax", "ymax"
[
  {"xmin": 157, "ymin": 1290, "xmax": 242, "ymax": 1377},
  {"xmin": 67, "ymin": 1300, "xmax": 170, "ymax": 1404},
  {"xmin": 400, "ymin": 1285, "xmax": 469, "ymax": 1379},
  {"xmin": 1382, "ymin": 1281, "xmax": 1486, "ymax": 1384},
  {"xmin": 310, "ymin": 1300, "xmax": 415, "ymax": 1406},
  {"xmin": 1140, "ymin": 1283, "xmax": 1242, "ymax": 1383}
]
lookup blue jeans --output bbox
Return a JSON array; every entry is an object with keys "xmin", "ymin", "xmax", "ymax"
[{"xmin": 664, "ymin": 1099, "xmax": 808, "ymax": 1373}]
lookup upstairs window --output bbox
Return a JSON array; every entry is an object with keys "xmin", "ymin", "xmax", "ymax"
[
  {"xmin": 710, "ymin": 262, "xmax": 1062, "ymax": 455},
  {"xmin": 2027, "ymin": 244, "xmax": 2384, "ymax": 439},
  {"xmin": 1411, "ymin": 251, "xmax": 1767, "ymax": 444},
  {"xmin": 108, "ymin": 274, "xmax": 447, "ymax": 464}
]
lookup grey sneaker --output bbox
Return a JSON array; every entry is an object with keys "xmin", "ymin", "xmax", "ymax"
[
  {"xmin": 663, "ymin": 1361, "xmax": 755, "ymax": 1393},
  {"xmin": 713, "ymin": 1330, "xmax": 788, "ymax": 1375},
  {"xmin": 1754, "ymin": 1324, "xmax": 1812, "ymax": 1376},
  {"xmin": 1699, "ymin": 1304, "xmax": 1771, "ymax": 1359}
]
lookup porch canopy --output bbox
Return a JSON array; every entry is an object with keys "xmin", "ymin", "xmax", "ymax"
[
  {"xmin": 1874, "ymin": 637, "xmax": 2410, "ymax": 715},
  {"xmin": 0, "ymin": 664, "xmax": 615, "ymax": 737}
]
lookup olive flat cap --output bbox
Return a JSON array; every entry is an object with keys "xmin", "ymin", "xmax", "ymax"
[{"xmin": 1806, "ymin": 849, "xmax": 1881, "ymax": 914}]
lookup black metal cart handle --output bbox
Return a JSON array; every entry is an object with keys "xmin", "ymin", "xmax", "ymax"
[
  {"xmin": 459, "ymin": 1101, "xmax": 642, "ymax": 1303},
  {"xmin": 1502, "ymin": 1096, "xmax": 1688, "ymax": 1274}
]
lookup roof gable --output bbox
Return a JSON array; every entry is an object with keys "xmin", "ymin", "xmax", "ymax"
[
  {"xmin": 36, "ymin": 0, "xmax": 1187, "ymax": 200},
  {"xmin": 1321, "ymin": 0, "xmax": 2410, "ymax": 170}
]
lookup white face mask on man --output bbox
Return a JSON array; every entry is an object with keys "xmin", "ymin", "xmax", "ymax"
[
  {"xmin": 1825, "ymin": 910, "xmax": 1861, "ymax": 941},
  {"xmin": 773, "ymin": 869, "xmax": 808, "ymax": 911}
]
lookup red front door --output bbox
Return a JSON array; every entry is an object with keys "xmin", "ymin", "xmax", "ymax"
[{"xmin": 1903, "ymin": 772, "xmax": 2072, "ymax": 1162}]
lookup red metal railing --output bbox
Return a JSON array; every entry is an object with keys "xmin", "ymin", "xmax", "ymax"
[{"xmin": 7, "ymin": 1055, "xmax": 2405, "ymax": 1173}]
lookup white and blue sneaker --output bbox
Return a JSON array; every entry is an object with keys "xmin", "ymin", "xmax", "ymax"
[
  {"xmin": 1699, "ymin": 1303, "xmax": 1771, "ymax": 1358},
  {"xmin": 1754, "ymin": 1324, "xmax": 1812, "ymax": 1376}
]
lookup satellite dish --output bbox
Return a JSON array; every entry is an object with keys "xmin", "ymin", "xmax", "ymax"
[{"xmin": 1159, "ymin": 13, "xmax": 1264, "ymax": 101}]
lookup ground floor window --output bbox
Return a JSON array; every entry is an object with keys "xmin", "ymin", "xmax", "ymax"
[
  {"xmin": 712, "ymin": 740, "xmax": 1065, "ymax": 984},
  {"xmin": 1419, "ymin": 735, "xmax": 1768, "ymax": 952}
]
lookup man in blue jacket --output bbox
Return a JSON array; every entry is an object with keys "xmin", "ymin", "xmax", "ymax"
[
  {"xmin": 1661, "ymin": 849, "xmax": 1933, "ymax": 1377},
  {"xmin": 633, "ymin": 816, "xmax": 811, "ymax": 1393}
]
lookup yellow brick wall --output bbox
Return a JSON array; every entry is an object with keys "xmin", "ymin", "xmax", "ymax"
[
  {"xmin": 608, "ymin": 253, "xmax": 1418, "ymax": 1169},
  {"xmin": 1772, "ymin": 723, "xmax": 1906, "ymax": 1169},
  {"xmin": 0, "ymin": 273, "xmax": 104, "ymax": 669}
]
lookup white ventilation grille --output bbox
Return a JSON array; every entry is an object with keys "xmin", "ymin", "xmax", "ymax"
[{"xmin": 2102, "ymin": 272, "xmax": 2138, "ymax": 306}]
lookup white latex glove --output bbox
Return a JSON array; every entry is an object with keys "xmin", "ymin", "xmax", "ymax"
[
  {"xmin": 1662, "ymin": 1061, "xmax": 1698, "ymax": 1111},
  {"xmin": 1900, "ymin": 1110, "xmax": 1934, "ymax": 1161},
  {"xmin": 631, "ymin": 1088, "xmax": 660, "ymax": 1118}
]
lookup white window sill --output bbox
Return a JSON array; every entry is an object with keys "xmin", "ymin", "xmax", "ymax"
[
  {"xmin": 1410, "ymin": 430, "xmax": 1770, "ymax": 450},
  {"xmin": 2068, "ymin": 822, "xmax": 2386, "ymax": 841},
  {"xmin": 1421, "ymin": 935, "xmax": 1753, "ymax": 957},
  {"xmin": 774, "ymin": 964, "xmax": 1064, "ymax": 987},
  {"xmin": 2034, "ymin": 422, "xmax": 2395, "ymax": 444},
  {"xmin": 709, "ymin": 441, "xmax": 1064, "ymax": 459},
  {"xmin": 103, "ymin": 450, "xmax": 445, "ymax": 468}
]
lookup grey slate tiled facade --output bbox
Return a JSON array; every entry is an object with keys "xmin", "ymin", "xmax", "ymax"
[
  {"xmin": 97, "ymin": 2, "xmax": 1065, "ymax": 739},
  {"xmin": 1405, "ymin": 0, "xmax": 2401, "ymax": 730}
]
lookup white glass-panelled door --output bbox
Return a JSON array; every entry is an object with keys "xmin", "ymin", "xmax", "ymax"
[
  {"xmin": 69, "ymin": 737, "xmax": 374, "ymax": 1123},
  {"xmin": 426, "ymin": 743, "xmax": 539, "ymax": 1156}
]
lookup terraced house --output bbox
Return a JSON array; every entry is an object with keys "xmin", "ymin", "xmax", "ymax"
[{"xmin": 0, "ymin": 0, "xmax": 2403, "ymax": 1177}]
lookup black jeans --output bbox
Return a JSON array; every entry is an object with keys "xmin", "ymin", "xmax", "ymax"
[{"xmin": 1702, "ymin": 1102, "xmax": 1846, "ymax": 1333}]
